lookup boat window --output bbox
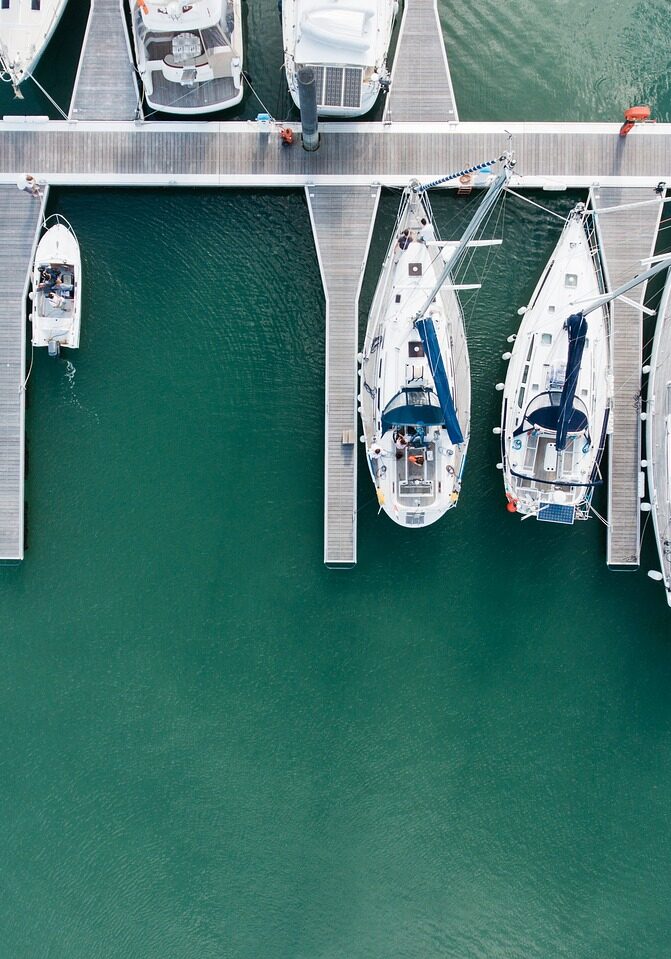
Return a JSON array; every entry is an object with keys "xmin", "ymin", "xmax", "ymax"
[
  {"xmin": 564, "ymin": 273, "xmax": 578, "ymax": 288},
  {"xmin": 548, "ymin": 305, "xmax": 556, "ymax": 313},
  {"xmin": 1, "ymin": 1, "xmax": 9, "ymax": 9},
  {"xmin": 526, "ymin": 339, "xmax": 534, "ymax": 362},
  {"xmin": 517, "ymin": 387, "xmax": 525, "ymax": 408},
  {"xmin": 32, "ymin": 0, "xmax": 40, "ymax": 8},
  {"xmin": 541, "ymin": 333, "xmax": 552, "ymax": 345}
]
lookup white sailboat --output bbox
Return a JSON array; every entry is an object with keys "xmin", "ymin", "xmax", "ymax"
[
  {"xmin": 129, "ymin": 0, "xmax": 243, "ymax": 115},
  {"xmin": 29, "ymin": 215, "xmax": 81, "ymax": 357},
  {"xmin": 499, "ymin": 204, "xmax": 611, "ymax": 524},
  {"xmin": 359, "ymin": 155, "xmax": 513, "ymax": 528},
  {"xmin": 646, "ymin": 268, "xmax": 671, "ymax": 605},
  {"xmin": 501, "ymin": 204, "xmax": 671, "ymax": 526},
  {"xmin": 282, "ymin": 0, "xmax": 397, "ymax": 117},
  {"xmin": 0, "ymin": 0, "xmax": 69, "ymax": 91}
]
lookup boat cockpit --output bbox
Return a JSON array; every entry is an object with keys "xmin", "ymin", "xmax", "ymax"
[{"xmin": 35, "ymin": 262, "xmax": 75, "ymax": 317}]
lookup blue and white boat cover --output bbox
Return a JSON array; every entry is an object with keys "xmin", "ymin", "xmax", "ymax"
[{"xmin": 416, "ymin": 317, "xmax": 464, "ymax": 445}]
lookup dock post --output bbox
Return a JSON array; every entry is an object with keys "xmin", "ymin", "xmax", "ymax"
[{"xmin": 297, "ymin": 68, "xmax": 319, "ymax": 152}]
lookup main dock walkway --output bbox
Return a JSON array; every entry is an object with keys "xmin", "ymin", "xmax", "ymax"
[
  {"xmin": 0, "ymin": 186, "xmax": 44, "ymax": 560},
  {"xmin": 592, "ymin": 186, "xmax": 665, "ymax": 568},
  {"xmin": 2, "ymin": 122, "xmax": 671, "ymax": 187},
  {"xmin": 69, "ymin": 0, "xmax": 139, "ymax": 122},
  {"xmin": 307, "ymin": 186, "xmax": 380, "ymax": 566}
]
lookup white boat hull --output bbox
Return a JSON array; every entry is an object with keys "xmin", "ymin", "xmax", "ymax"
[
  {"xmin": 129, "ymin": 0, "xmax": 244, "ymax": 115},
  {"xmin": 360, "ymin": 189, "xmax": 470, "ymax": 528},
  {"xmin": 30, "ymin": 222, "xmax": 81, "ymax": 351},
  {"xmin": 282, "ymin": 0, "xmax": 397, "ymax": 117},
  {"xmin": 500, "ymin": 206, "xmax": 610, "ymax": 523},
  {"xmin": 0, "ymin": 0, "xmax": 69, "ymax": 86},
  {"xmin": 646, "ymin": 269, "xmax": 671, "ymax": 605}
]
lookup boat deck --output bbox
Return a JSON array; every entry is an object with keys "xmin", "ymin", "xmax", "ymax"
[
  {"xmin": 0, "ymin": 186, "xmax": 45, "ymax": 560},
  {"xmin": 647, "ymin": 271, "xmax": 671, "ymax": 597},
  {"xmin": 384, "ymin": 0, "xmax": 458, "ymax": 122},
  {"xmin": 306, "ymin": 186, "xmax": 380, "ymax": 566},
  {"xmin": 148, "ymin": 73, "xmax": 239, "ymax": 114},
  {"xmin": 69, "ymin": 0, "xmax": 139, "ymax": 122},
  {"xmin": 591, "ymin": 185, "xmax": 665, "ymax": 569}
]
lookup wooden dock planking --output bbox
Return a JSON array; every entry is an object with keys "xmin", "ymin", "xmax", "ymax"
[
  {"xmin": 591, "ymin": 185, "xmax": 665, "ymax": 568},
  {"xmin": 69, "ymin": 0, "xmax": 140, "ymax": 122},
  {"xmin": 306, "ymin": 186, "xmax": 380, "ymax": 565},
  {"xmin": 0, "ymin": 186, "xmax": 45, "ymax": 560},
  {"xmin": 384, "ymin": 0, "xmax": 458, "ymax": 122},
  {"xmin": 4, "ymin": 123, "xmax": 671, "ymax": 186}
]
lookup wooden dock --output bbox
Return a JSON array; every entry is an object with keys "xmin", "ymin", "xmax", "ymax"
[
  {"xmin": 0, "ymin": 186, "xmax": 45, "ymax": 560},
  {"xmin": 69, "ymin": 0, "xmax": 140, "ymax": 122},
  {"xmin": 591, "ymin": 186, "xmax": 665, "ymax": 569},
  {"xmin": 384, "ymin": 0, "xmax": 458, "ymax": 122},
  {"xmin": 3, "ymin": 122, "xmax": 671, "ymax": 187},
  {"xmin": 306, "ymin": 186, "xmax": 380, "ymax": 566}
]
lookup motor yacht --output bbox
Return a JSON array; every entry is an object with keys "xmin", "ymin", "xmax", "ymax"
[{"xmin": 29, "ymin": 215, "xmax": 81, "ymax": 357}]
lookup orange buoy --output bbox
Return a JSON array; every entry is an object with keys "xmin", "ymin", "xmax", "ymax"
[
  {"xmin": 137, "ymin": 0, "xmax": 149, "ymax": 12},
  {"xmin": 620, "ymin": 105, "xmax": 651, "ymax": 137},
  {"xmin": 506, "ymin": 501, "xmax": 517, "ymax": 513},
  {"xmin": 280, "ymin": 128, "xmax": 294, "ymax": 146}
]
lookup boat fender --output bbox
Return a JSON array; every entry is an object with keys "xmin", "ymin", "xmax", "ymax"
[
  {"xmin": 505, "ymin": 492, "xmax": 518, "ymax": 513},
  {"xmin": 459, "ymin": 174, "xmax": 472, "ymax": 186}
]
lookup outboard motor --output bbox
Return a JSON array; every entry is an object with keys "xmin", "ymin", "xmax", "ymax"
[{"xmin": 48, "ymin": 338, "xmax": 60, "ymax": 358}]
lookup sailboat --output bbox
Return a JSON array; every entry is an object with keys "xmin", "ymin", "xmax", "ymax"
[
  {"xmin": 281, "ymin": 0, "xmax": 397, "ymax": 117},
  {"xmin": 29, "ymin": 215, "xmax": 81, "ymax": 357},
  {"xmin": 0, "ymin": 0, "xmax": 69, "ymax": 92},
  {"xmin": 359, "ymin": 154, "xmax": 513, "ymax": 528},
  {"xmin": 129, "ymin": 0, "xmax": 244, "ymax": 115},
  {"xmin": 500, "ymin": 204, "xmax": 671, "ymax": 525},
  {"xmin": 646, "ymin": 268, "xmax": 671, "ymax": 604},
  {"xmin": 499, "ymin": 203, "xmax": 610, "ymax": 524}
]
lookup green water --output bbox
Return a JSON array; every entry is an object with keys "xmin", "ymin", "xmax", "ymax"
[{"xmin": 1, "ymin": 4, "xmax": 671, "ymax": 958}]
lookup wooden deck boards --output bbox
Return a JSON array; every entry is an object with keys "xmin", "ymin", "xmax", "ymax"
[
  {"xmin": 69, "ymin": 0, "xmax": 139, "ymax": 122},
  {"xmin": 385, "ymin": 0, "xmax": 458, "ymax": 122},
  {"xmin": 306, "ymin": 186, "xmax": 380, "ymax": 565},
  {"xmin": 2, "ymin": 124, "xmax": 671, "ymax": 185},
  {"xmin": 0, "ymin": 186, "xmax": 44, "ymax": 560},
  {"xmin": 592, "ymin": 185, "xmax": 664, "ymax": 568}
]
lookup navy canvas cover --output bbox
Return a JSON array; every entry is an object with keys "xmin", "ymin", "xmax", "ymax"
[
  {"xmin": 415, "ymin": 318, "xmax": 464, "ymax": 445},
  {"xmin": 556, "ymin": 312, "xmax": 588, "ymax": 451}
]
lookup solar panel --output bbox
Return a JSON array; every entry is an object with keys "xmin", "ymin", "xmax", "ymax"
[
  {"xmin": 306, "ymin": 65, "xmax": 363, "ymax": 109},
  {"xmin": 537, "ymin": 503, "xmax": 576, "ymax": 524}
]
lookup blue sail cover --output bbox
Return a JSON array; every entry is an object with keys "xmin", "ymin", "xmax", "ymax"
[
  {"xmin": 556, "ymin": 312, "xmax": 588, "ymax": 451},
  {"xmin": 416, "ymin": 317, "xmax": 464, "ymax": 445}
]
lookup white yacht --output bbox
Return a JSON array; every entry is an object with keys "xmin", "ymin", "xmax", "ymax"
[
  {"xmin": 500, "ymin": 204, "xmax": 610, "ymax": 524},
  {"xmin": 0, "ymin": 0, "xmax": 69, "ymax": 90},
  {"xmin": 29, "ymin": 215, "xmax": 81, "ymax": 357},
  {"xmin": 359, "ymin": 157, "xmax": 512, "ymax": 528},
  {"xmin": 129, "ymin": 0, "xmax": 243, "ymax": 115},
  {"xmin": 647, "ymin": 269, "xmax": 671, "ymax": 605},
  {"xmin": 282, "ymin": 0, "xmax": 397, "ymax": 117}
]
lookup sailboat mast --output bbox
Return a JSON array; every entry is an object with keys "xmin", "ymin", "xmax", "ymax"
[{"xmin": 414, "ymin": 156, "xmax": 513, "ymax": 321}]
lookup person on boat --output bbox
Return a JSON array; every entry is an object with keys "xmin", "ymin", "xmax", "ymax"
[
  {"xmin": 47, "ymin": 291, "xmax": 67, "ymax": 311},
  {"xmin": 418, "ymin": 218, "xmax": 436, "ymax": 244},
  {"xmin": 408, "ymin": 453, "xmax": 425, "ymax": 466},
  {"xmin": 38, "ymin": 268, "xmax": 62, "ymax": 292},
  {"xmin": 395, "ymin": 229, "xmax": 414, "ymax": 252},
  {"xmin": 394, "ymin": 431, "xmax": 409, "ymax": 459}
]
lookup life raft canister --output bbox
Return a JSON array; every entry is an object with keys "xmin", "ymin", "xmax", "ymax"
[{"xmin": 620, "ymin": 105, "xmax": 651, "ymax": 137}]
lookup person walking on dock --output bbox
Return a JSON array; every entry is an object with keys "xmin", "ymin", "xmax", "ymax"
[{"xmin": 16, "ymin": 173, "xmax": 43, "ymax": 198}]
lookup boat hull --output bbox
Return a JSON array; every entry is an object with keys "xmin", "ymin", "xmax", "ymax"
[
  {"xmin": 647, "ymin": 269, "xmax": 671, "ymax": 604},
  {"xmin": 0, "ymin": 0, "xmax": 69, "ymax": 86},
  {"xmin": 30, "ymin": 222, "xmax": 81, "ymax": 351},
  {"xmin": 500, "ymin": 208, "xmax": 610, "ymax": 523},
  {"xmin": 360, "ymin": 189, "xmax": 470, "ymax": 528}
]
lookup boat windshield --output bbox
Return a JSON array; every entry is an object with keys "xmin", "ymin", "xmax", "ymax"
[
  {"xmin": 515, "ymin": 391, "xmax": 588, "ymax": 435},
  {"xmin": 381, "ymin": 388, "xmax": 445, "ymax": 430}
]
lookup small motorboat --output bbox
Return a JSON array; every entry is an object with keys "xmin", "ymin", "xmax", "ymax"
[{"xmin": 30, "ymin": 215, "xmax": 81, "ymax": 356}]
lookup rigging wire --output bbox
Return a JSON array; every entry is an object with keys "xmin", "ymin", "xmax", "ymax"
[
  {"xmin": 24, "ymin": 70, "xmax": 68, "ymax": 119},
  {"xmin": 504, "ymin": 186, "xmax": 568, "ymax": 221}
]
